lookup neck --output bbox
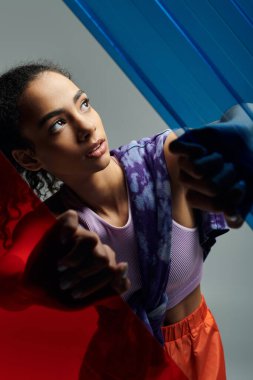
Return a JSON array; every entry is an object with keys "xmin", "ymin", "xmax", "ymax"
[{"xmin": 62, "ymin": 158, "xmax": 127, "ymax": 217}]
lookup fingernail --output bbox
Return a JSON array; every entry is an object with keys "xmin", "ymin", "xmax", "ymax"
[
  {"xmin": 226, "ymin": 214, "xmax": 241, "ymax": 222},
  {"xmin": 121, "ymin": 263, "xmax": 128, "ymax": 279}
]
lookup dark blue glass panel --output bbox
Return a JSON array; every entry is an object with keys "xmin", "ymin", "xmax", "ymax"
[{"xmin": 63, "ymin": 0, "xmax": 253, "ymax": 226}]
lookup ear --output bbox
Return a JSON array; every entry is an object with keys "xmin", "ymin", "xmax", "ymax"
[{"xmin": 11, "ymin": 149, "xmax": 43, "ymax": 172}]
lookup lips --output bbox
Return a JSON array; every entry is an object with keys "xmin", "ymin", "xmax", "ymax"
[{"xmin": 86, "ymin": 139, "xmax": 107, "ymax": 158}]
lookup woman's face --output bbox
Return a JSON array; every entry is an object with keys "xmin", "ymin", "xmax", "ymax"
[{"xmin": 17, "ymin": 71, "xmax": 111, "ymax": 181}]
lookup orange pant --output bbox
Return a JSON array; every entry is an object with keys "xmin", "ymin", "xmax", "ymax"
[{"xmin": 162, "ymin": 296, "xmax": 226, "ymax": 380}]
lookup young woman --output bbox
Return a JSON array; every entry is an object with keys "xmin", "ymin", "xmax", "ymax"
[{"xmin": 0, "ymin": 62, "xmax": 229, "ymax": 379}]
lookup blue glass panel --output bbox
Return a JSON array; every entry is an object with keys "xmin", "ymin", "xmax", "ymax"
[
  {"xmin": 230, "ymin": 0, "xmax": 253, "ymax": 25},
  {"xmin": 63, "ymin": 0, "xmax": 253, "ymax": 227}
]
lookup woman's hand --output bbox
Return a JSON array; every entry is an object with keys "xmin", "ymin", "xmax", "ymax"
[
  {"xmin": 169, "ymin": 104, "xmax": 253, "ymax": 227},
  {"xmin": 23, "ymin": 210, "xmax": 130, "ymax": 308}
]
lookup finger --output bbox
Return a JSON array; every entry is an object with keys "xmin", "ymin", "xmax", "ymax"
[
  {"xmin": 179, "ymin": 171, "xmax": 217, "ymax": 196},
  {"xmin": 62, "ymin": 243, "xmax": 116, "ymax": 271},
  {"xmin": 58, "ymin": 256, "xmax": 117, "ymax": 290},
  {"xmin": 186, "ymin": 182, "xmax": 246, "ymax": 216},
  {"xmin": 111, "ymin": 264, "xmax": 131, "ymax": 294},
  {"xmin": 179, "ymin": 162, "xmax": 238, "ymax": 196},
  {"xmin": 170, "ymin": 139, "xmax": 207, "ymax": 158},
  {"xmin": 178, "ymin": 157, "xmax": 203, "ymax": 179},
  {"xmin": 24, "ymin": 210, "xmax": 79, "ymax": 284},
  {"xmin": 225, "ymin": 214, "xmax": 245, "ymax": 228},
  {"xmin": 70, "ymin": 263, "xmax": 130, "ymax": 297},
  {"xmin": 71, "ymin": 282, "xmax": 112, "ymax": 300},
  {"xmin": 32, "ymin": 209, "xmax": 79, "ymax": 259},
  {"xmin": 112, "ymin": 276, "xmax": 131, "ymax": 294},
  {"xmin": 177, "ymin": 127, "xmax": 220, "ymax": 148},
  {"xmin": 185, "ymin": 191, "xmax": 224, "ymax": 213},
  {"xmin": 193, "ymin": 153, "xmax": 224, "ymax": 177},
  {"xmin": 58, "ymin": 264, "xmax": 111, "ymax": 292},
  {"xmin": 178, "ymin": 153, "xmax": 224, "ymax": 180},
  {"xmin": 57, "ymin": 231, "xmax": 101, "ymax": 271},
  {"xmin": 59, "ymin": 261, "xmax": 129, "ymax": 294},
  {"xmin": 55, "ymin": 210, "xmax": 79, "ymax": 245},
  {"xmin": 58, "ymin": 264, "xmax": 107, "ymax": 290},
  {"xmin": 103, "ymin": 244, "xmax": 117, "ymax": 267},
  {"xmin": 57, "ymin": 243, "xmax": 117, "ymax": 289},
  {"xmin": 223, "ymin": 180, "xmax": 247, "ymax": 214},
  {"xmin": 59, "ymin": 250, "xmax": 127, "ymax": 288},
  {"xmin": 171, "ymin": 127, "xmax": 232, "ymax": 158},
  {"xmin": 211, "ymin": 163, "xmax": 237, "ymax": 191}
]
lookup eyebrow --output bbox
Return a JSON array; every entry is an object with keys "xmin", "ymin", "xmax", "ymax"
[{"xmin": 38, "ymin": 89, "xmax": 85, "ymax": 128}]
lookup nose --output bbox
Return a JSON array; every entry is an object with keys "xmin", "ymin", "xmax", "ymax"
[{"xmin": 74, "ymin": 114, "xmax": 96, "ymax": 142}]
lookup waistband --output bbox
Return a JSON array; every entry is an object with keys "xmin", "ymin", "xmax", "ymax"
[{"xmin": 161, "ymin": 295, "xmax": 208, "ymax": 342}]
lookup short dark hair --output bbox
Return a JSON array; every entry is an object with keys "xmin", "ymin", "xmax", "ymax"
[{"xmin": 0, "ymin": 60, "xmax": 71, "ymax": 198}]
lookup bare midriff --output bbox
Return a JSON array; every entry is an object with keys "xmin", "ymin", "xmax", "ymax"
[{"xmin": 163, "ymin": 285, "xmax": 202, "ymax": 325}]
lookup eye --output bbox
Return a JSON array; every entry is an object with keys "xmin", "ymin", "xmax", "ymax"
[
  {"xmin": 80, "ymin": 98, "xmax": 90, "ymax": 112},
  {"xmin": 49, "ymin": 119, "xmax": 66, "ymax": 135}
]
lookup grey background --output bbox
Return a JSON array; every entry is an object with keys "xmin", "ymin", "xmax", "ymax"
[{"xmin": 0, "ymin": 1, "xmax": 252, "ymax": 378}]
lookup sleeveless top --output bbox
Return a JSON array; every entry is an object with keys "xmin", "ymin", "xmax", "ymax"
[
  {"xmin": 45, "ymin": 130, "xmax": 228, "ymax": 343},
  {"xmin": 75, "ymin": 198, "xmax": 203, "ymax": 310}
]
